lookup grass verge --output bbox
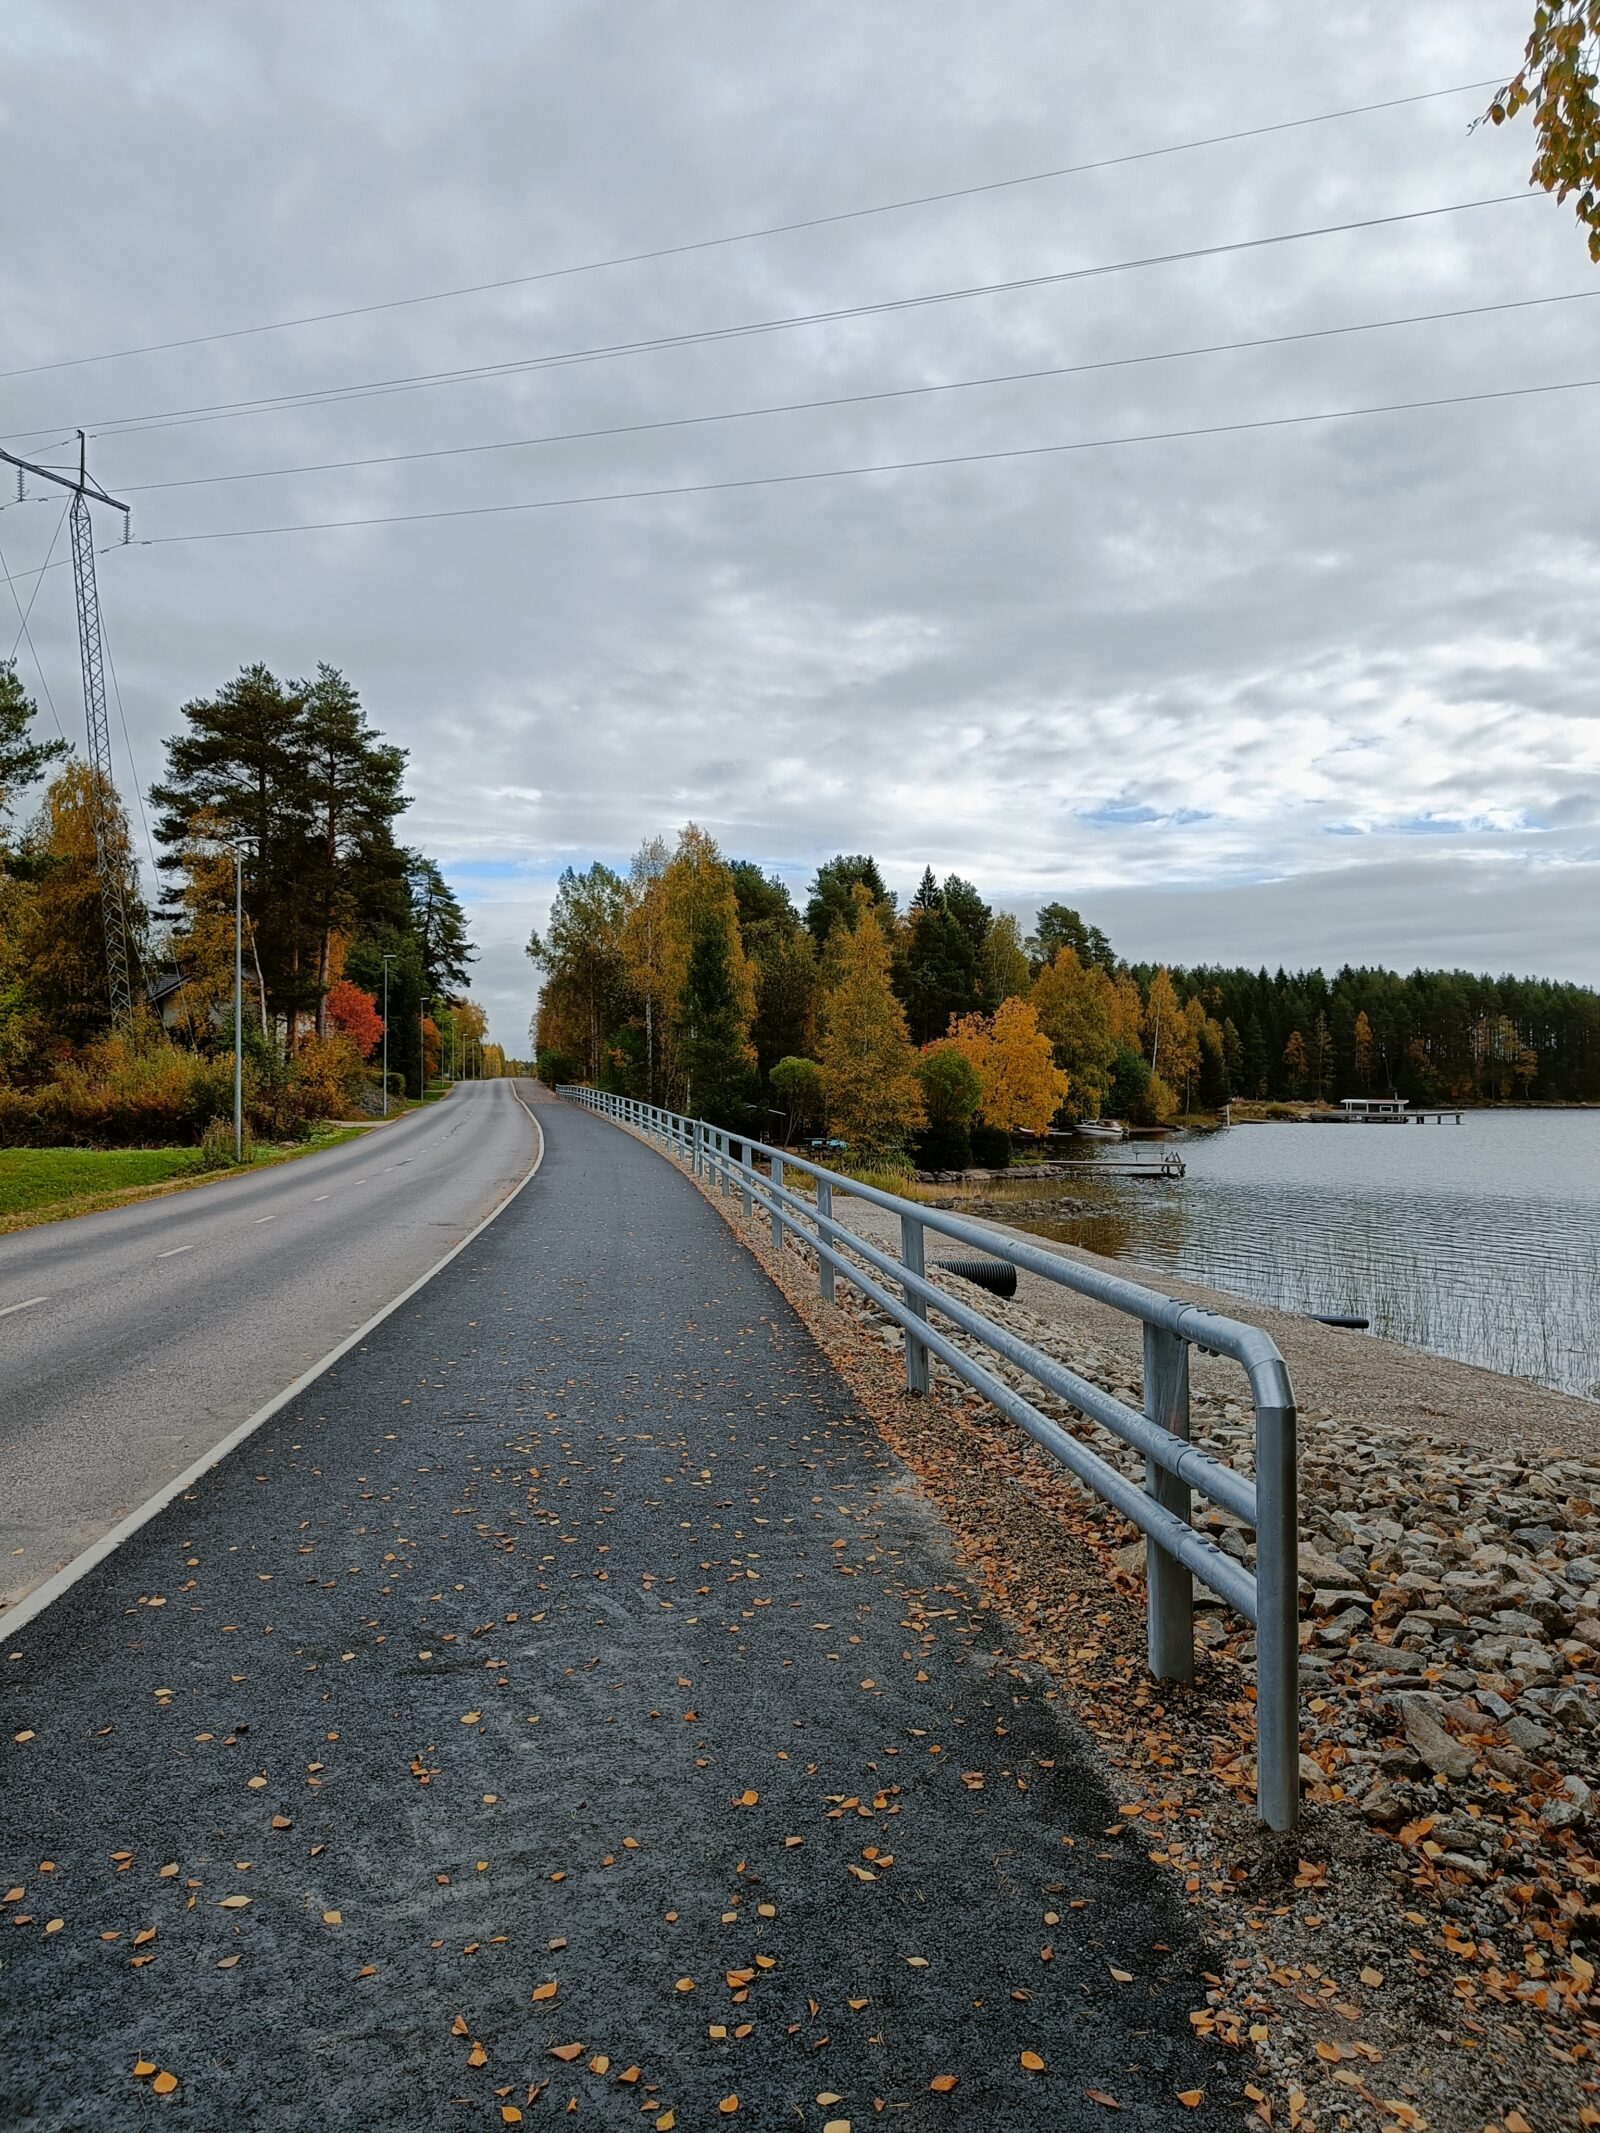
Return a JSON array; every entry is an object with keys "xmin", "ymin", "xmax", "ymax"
[{"xmin": 0, "ymin": 1126, "xmax": 368, "ymax": 1234}]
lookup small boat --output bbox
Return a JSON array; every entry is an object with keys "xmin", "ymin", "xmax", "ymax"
[{"xmin": 1075, "ymin": 1119, "xmax": 1126, "ymax": 1142}]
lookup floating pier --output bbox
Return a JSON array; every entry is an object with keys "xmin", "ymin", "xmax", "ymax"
[{"xmin": 1338, "ymin": 1097, "xmax": 1463, "ymax": 1124}]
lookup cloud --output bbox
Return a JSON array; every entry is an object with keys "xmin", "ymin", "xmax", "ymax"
[{"xmin": 2, "ymin": 1, "xmax": 1595, "ymax": 1042}]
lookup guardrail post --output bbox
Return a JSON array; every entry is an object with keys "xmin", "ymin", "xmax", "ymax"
[
  {"xmin": 900, "ymin": 1212, "xmax": 929, "ymax": 1395},
  {"xmin": 740, "ymin": 1141, "xmax": 753, "ymax": 1218},
  {"xmin": 1142, "ymin": 1324, "xmax": 1194, "ymax": 1684},
  {"xmin": 815, "ymin": 1176, "xmax": 835, "ymax": 1302},
  {"xmin": 1253, "ymin": 1398, "xmax": 1301, "ymax": 1832},
  {"xmin": 770, "ymin": 1155, "xmax": 785, "ymax": 1251},
  {"xmin": 718, "ymin": 1131, "xmax": 730, "ymax": 1197}
]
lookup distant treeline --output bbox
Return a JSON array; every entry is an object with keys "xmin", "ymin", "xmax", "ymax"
[
  {"xmin": 1156, "ymin": 963, "xmax": 1599, "ymax": 1104},
  {"xmin": 529, "ymin": 833, "xmax": 1600, "ymax": 1169}
]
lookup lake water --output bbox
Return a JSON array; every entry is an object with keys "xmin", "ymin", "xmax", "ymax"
[{"xmin": 985, "ymin": 1113, "xmax": 1600, "ymax": 1401}]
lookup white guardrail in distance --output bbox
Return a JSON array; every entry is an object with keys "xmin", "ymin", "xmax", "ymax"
[{"xmin": 557, "ymin": 1085, "xmax": 1302, "ymax": 1831}]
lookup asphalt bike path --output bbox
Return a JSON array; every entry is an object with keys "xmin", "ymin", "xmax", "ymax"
[
  {"xmin": 0, "ymin": 1079, "xmax": 535, "ymax": 1613},
  {"xmin": 1, "ymin": 1087, "xmax": 1235, "ymax": 2130}
]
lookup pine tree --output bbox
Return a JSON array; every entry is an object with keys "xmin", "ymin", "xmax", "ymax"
[
  {"xmin": 0, "ymin": 661, "xmax": 69, "ymax": 834},
  {"xmin": 299, "ymin": 665, "xmax": 409, "ymax": 1031},
  {"xmin": 805, "ymin": 854, "xmax": 896, "ymax": 947},
  {"xmin": 909, "ymin": 865, "xmax": 942, "ymax": 913},
  {"xmin": 678, "ymin": 909, "xmax": 751, "ymax": 1124},
  {"xmin": 409, "ymin": 856, "xmax": 474, "ymax": 994}
]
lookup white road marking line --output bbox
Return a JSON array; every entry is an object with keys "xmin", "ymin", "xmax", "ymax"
[
  {"xmin": 254, "ymin": 1215, "xmax": 276, "ymax": 1224},
  {"xmin": 0, "ymin": 1295, "xmax": 47, "ymax": 1318},
  {"xmin": 312, "ymin": 1194, "xmax": 330, "ymax": 1202},
  {"xmin": 1, "ymin": 1099, "xmax": 545, "ymax": 1642},
  {"xmin": 156, "ymin": 1246, "xmax": 193, "ymax": 1259}
]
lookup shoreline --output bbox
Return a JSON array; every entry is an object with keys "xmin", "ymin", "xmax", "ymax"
[{"xmin": 835, "ymin": 1194, "xmax": 1599, "ymax": 1458}]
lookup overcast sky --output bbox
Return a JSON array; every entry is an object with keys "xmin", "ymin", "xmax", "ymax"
[{"xmin": 2, "ymin": 2, "xmax": 1595, "ymax": 1046}]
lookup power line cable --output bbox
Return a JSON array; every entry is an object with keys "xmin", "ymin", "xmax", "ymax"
[
  {"xmin": 112, "ymin": 287, "xmax": 1600, "ymax": 496},
  {"xmin": 0, "ymin": 77, "xmax": 1506, "ymax": 384},
  {"xmin": 107, "ymin": 374, "xmax": 1600, "ymax": 553},
  {"xmin": 6, "ymin": 501, "xmax": 70, "ymax": 661},
  {"xmin": 4, "ymin": 192, "xmax": 1537, "ymax": 449},
  {"xmin": 0, "ymin": 555, "xmax": 72, "ymax": 593},
  {"xmin": 0, "ymin": 514, "xmax": 71, "ymax": 742}
]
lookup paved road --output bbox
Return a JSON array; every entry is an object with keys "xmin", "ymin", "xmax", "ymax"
[
  {"xmin": 1, "ymin": 1090, "xmax": 1234, "ymax": 2130},
  {"xmin": 0, "ymin": 1080, "xmax": 536, "ymax": 1613}
]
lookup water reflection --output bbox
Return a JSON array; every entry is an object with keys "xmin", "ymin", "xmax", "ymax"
[{"xmin": 953, "ymin": 1116, "xmax": 1600, "ymax": 1401}]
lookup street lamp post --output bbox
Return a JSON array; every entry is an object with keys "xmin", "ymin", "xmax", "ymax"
[
  {"xmin": 381, "ymin": 953, "xmax": 397, "ymax": 1117},
  {"xmin": 233, "ymin": 846, "xmax": 243, "ymax": 1161}
]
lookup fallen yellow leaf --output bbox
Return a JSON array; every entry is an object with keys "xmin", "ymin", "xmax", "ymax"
[
  {"xmin": 737, "ymin": 1790, "xmax": 759, "ymax": 1807},
  {"xmin": 467, "ymin": 2044, "xmax": 488, "ymax": 2068},
  {"xmin": 501, "ymin": 2111, "xmax": 523, "ymax": 2126},
  {"xmin": 1177, "ymin": 2092, "xmax": 1204, "ymax": 2110},
  {"xmin": 151, "ymin": 2071, "xmax": 179, "ymax": 2095},
  {"xmin": 718, "ymin": 2100, "xmax": 739, "ymax": 2117},
  {"xmin": 929, "ymin": 2074, "xmax": 958, "ymax": 2093},
  {"xmin": 218, "ymin": 1895, "xmax": 250, "ymax": 1910},
  {"xmin": 1020, "ymin": 2051, "xmax": 1046, "ymax": 2072},
  {"xmin": 461, "ymin": 1711, "xmax": 481, "ymax": 1725},
  {"xmin": 132, "ymin": 2061, "xmax": 157, "ymax": 2078},
  {"xmin": 549, "ymin": 2043, "xmax": 584, "ymax": 2062},
  {"xmin": 322, "ymin": 1910, "xmax": 342, "ymax": 1926},
  {"xmin": 530, "ymin": 1981, "xmax": 558, "ymax": 2002}
]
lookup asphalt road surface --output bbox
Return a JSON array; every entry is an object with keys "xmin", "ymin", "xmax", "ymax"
[
  {"xmin": 0, "ymin": 1079, "xmax": 536, "ymax": 1614},
  {"xmin": 1, "ymin": 1089, "xmax": 1235, "ymax": 2131}
]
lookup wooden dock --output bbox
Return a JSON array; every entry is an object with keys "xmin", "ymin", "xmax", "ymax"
[{"xmin": 1013, "ymin": 1154, "xmax": 1186, "ymax": 1180}]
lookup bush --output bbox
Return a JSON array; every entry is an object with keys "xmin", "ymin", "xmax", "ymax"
[
  {"xmin": 0, "ymin": 1037, "xmax": 236, "ymax": 1148},
  {"xmin": 198, "ymin": 1115, "xmax": 254, "ymax": 1167},
  {"xmin": 912, "ymin": 1118, "xmax": 972, "ymax": 1169},
  {"xmin": 1107, "ymin": 1042, "xmax": 1151, "ymax": 1122},
  {"xmin": 536, "ymin": 1046, "xmax": 578, "ymax": 1087},
  {"xmin": 968, "ymin": 1120, "xmax": 1012, "ymax": 1169},
  {"xmin": 770, "ymin": 1055, "xmax": 826, "ymax": 1141},
  {"xmin": 288, "ymin": 1030, "xmax": 366, "ymax": 1121}
]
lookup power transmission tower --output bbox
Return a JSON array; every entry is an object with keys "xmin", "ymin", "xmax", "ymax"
[{"xmin": 1, "ymin": 431, "xmax": 135, "ymax": 1025}]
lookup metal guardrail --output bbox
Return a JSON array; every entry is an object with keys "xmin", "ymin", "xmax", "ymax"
[{"xmin": 558, "ymin": 1085, "xmax": 1301, "ymax": 1830}]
